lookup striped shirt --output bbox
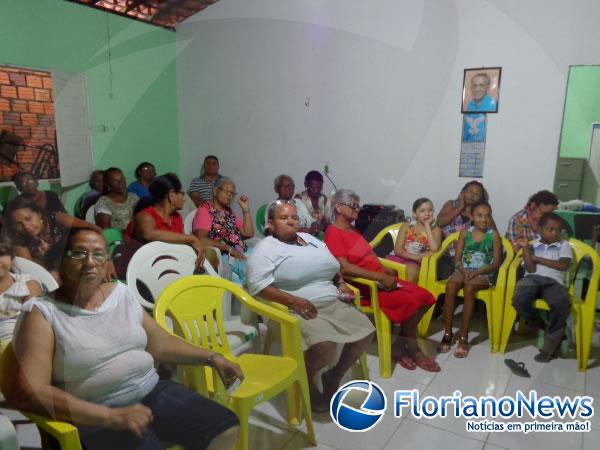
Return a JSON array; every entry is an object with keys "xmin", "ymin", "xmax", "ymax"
[{"xmin": 187, "ymin": 175, "xmax": 224, "ymax": 203}]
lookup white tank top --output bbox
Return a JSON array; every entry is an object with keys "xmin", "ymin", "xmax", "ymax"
[{"xmin": 19, "ymin": 283, "xmax": 159, "ymax": 407}]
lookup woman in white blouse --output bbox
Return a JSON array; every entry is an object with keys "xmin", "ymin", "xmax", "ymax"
[
  {"xmin": 5, "ymin": 228, "xmax": 242, "ymax": 450},
  {"xmin": 247, "ymin": 201, "xmax": 374, "ymax": 413}
]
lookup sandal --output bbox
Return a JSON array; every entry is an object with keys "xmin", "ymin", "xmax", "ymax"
[
  {"xmin": 454, "ymin": 336, "xmax": 470, "ymax": 358},
  {"xmin": 504, "ymin": 359, "xmax": 531, "ymax": 377},
  {"xmin": 437, "ymin": 332, "xmax": 453, "ymax": 353},
  {"xmin": 414, "ymin": 356, "xmax": 441, "ymax": 372},
  {"xmin": 395, "ymin": 354, "xmax": 417, "ymax": 371}
]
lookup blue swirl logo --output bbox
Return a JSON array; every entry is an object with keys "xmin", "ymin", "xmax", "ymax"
[{"xmin": 330, "ymin": 380, "xmax": 387, "ymax": 432}]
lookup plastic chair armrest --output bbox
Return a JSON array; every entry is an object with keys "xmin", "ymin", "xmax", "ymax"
[
  {"xmin": 260, "ymin": 299, "xmax": 290, "ymax": 313},
  {"xmin": 26, "ymin": 413, "xmax": 83, "ymax": 450},
  {"xmin": 379, "ymin": 258, "xmax": 407, "ymax": 279},
  {"xmin": 345, "ymin": 277, "xmax": 380, "ymax": 310},
  {"xmin": 236, "ymin": 293, "xmax": 303, "ymax": 360}
]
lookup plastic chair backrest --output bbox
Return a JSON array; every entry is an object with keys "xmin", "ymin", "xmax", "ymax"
[
  {"xmin": 255, "ymin": 203, "xmax": 268, "ymax": 236},
  {"xmin": 184, "ymin": 209, "xmax": 197, "ymax": 234},
  {"xmin": 12, "ymin": 257, "xmax": 58, "ymax": 293},
  {"xmin": 85, "ymin": 204, "xmax": 96, "ymax": 225},
  {"xmin": 181, "ymin": 193, "xmax": 197, "ymax": 224},
  {"xmin": 154, "ymin": 275, "xmax": 234, "ymax": 357},
  {"xmin": 369, "ymin": 222, "xmax": 404, "ymax": 250},
  {"xmin": 126, "ymin": 242, "xmax": 200, "ymax": 310}
]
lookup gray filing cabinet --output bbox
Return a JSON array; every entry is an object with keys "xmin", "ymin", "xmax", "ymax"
[{"xmin": 554, "ymin": 158, "xmax": 585, "ymax": 201}]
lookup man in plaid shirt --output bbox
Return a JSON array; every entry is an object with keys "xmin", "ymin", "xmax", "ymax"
[{"xmin": 505, "ymin": 190, "xmax": 559, "ymax": 250}]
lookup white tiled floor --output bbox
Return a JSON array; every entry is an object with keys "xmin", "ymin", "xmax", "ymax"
[{"xmin": 5, "ymin": 308, "xmax": 600, "ymax": 450}]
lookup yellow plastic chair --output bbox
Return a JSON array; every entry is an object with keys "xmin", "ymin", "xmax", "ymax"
[
  {"xmin": 0, "ymin": 344, "xmax": 184, "ymax": 450},
  {"xmin": 369, "ymin": 223, "xmax": 408, "ymax": 280},
  {"xmin": 369, "ymin": 222, "xmax": 404, "ymax": 249},
  {"xmin": 261, "ymin": 283, "xmax": 369, "ymax": 380},
  {"xmin": 417, "ymin": 232, "xmax": 515, "ymax": 352},
  {"xmin": 343, "ymin": 258, "xmax": 419, "ymax": 379},
  {"xmin": 153, "ymin": 275, "xmax": 316, "ymax": 450},
  {"xmin": 498, "ymin": 239, "xmax": 600, "ymax": 370},
  {"xmin": 0, "ymin": 344, "xmax": 82, "ymax": 450}
]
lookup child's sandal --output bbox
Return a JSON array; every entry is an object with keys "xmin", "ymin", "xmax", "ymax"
[
  {"xmin": 454, "ymin": 336, "xmax": 470, "ymax": 358},
  {"xmin": 438, "ymin": 332, "xmax": 453, "ymax": 353}
]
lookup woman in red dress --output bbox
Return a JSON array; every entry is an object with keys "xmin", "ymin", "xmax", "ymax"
[{"xmin": 324, "ymin": 189, "xmax": 440, "ymax": 372}]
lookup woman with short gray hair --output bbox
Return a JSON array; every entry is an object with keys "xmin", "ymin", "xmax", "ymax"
[
  {"xmin": 247, "ymin": 201, "xmax": 374, "ymax": 412},
  {"xmin": 325, "ymin": 189, "xmax": 440, "ymax": 372},
  {"xmin": 264, "ymin": 175, "xmax": 319, "ymax": 235}
]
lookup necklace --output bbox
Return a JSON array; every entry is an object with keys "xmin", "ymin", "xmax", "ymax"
[{"xmin": 276, "ymin": 235, "xmax": 306, "ymax": 246}]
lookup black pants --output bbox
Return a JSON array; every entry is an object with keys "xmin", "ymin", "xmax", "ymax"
[{"xmin": 512, "ymin": 275, "xmax": 570, "ymax": 340}]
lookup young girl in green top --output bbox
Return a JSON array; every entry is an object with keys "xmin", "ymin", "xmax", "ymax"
[{"xmin": 438, "ymin": 201, "xmax": 502, "ymax": 358}]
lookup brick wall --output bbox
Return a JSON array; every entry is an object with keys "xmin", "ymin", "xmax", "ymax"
[{"xmin": 0, "ymin": 66, "xmax": 59, "ymax": 181}]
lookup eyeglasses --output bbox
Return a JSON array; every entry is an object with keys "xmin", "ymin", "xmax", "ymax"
[
  {"xmin": 340, "ymin": 202, "xmax": 361, "ymax": 211},
  {"xmin": 217, "ymin": 187, "xmax": 237, "ymax": 197},
  {"xmin": 66, "ymin": 249, "xmax": 108, "ymax": 263}
]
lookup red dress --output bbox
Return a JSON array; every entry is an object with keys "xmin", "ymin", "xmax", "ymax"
[{"xmin": 324, "ymin": 225, "xmax": 435, "ymax": 324}]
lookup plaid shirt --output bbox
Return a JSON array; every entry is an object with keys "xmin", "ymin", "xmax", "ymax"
[{"xmin": 505, "ymin": 208, "xmax": 538, "ymax": 245}]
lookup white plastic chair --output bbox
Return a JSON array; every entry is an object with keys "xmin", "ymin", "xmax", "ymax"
[
  {"xmin": 125, "ymin": 242, "xmax": 262, "ymax": 355},
  {"xmin": 12, "ymin": 257, "xmax": 59, "ymax": 293},
  {"xmin": 0, "ymin": 415, "xmax": 18, "ymax": 450},
  {"xmin": 183, "ymin": 208, "xmax": 197, "ymax": 234},
  {"xmin": 85, "ymin": 204, "xmax": 96, "ymax": 225},
  {"xmin": 181, "ymin": 194, "xmax": 197, "ymax": 225}
]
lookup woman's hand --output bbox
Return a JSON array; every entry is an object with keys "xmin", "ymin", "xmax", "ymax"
[
  {"xmin": 308, "ymin": 222, "xmax": 321, "ymax": 235},
  {"xmin": 229, "ymin": 248, "xmax": 246, "ymax": 260},
  {"xmin": 458, "ymin": 192, "xmax": 466, "ymax": 211},
  {"xmin": 238, "ymin": 194, "xmax": 250, "ymax": 212},
  {"xmin": 190, "ymin": 242, "xmax": 206, "ymax": 270},
  {"xmin": 291, "ymin": 297, "xmax": 318, "ymax": 319},
  {"xmin": 212, "ymin": 354, "xmax": 244, "ymax": 388},
  {"xmin": 337, "ymin": 283, "xmax": 355, "ymax": 303},
  {"xmin": 378, "ymin": 273, "xmax": 397, "ymax": 290},
  {"xmin": 108, "ymin": 404, "xmax": 153, "ymax": 438}
]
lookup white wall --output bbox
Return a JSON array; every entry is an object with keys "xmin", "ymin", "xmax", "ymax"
[{"xmin": 176, "ymin": 0, "xmax": 600, "ymax": 229}]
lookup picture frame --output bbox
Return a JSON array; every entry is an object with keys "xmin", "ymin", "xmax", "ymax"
[{"xmin": 461, "ymin": 67, "xmax": 502, "ymax": 114}]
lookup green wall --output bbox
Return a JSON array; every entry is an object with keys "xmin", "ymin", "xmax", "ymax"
[
  {"xmin": 559, "ymin": 65, "xmax": 600, "ymax": 158},
  {"xmin": 0, "ymin": 0, "xmax": 179, "ymax": 211}
]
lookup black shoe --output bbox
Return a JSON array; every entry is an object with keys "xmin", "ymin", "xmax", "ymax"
[{"xmin": 534, "ymin": 351, "xmax": 556, "ymax": 363}]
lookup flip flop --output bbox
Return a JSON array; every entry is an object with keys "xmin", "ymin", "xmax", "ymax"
[
  {"xmin": 395, "ymin": 354, "xmax": 417, "ymax": 370},
  {"xmin": 504, "ymin": 358, "xmax": 531, "ymax": 377},
  {"xmin": 414, "ymin": 357, "xmax": 441, "ymax": 373}
]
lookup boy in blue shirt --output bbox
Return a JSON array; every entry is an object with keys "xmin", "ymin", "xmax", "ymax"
[{"xmin": 512, "ymin": 213, "xmax": 572, "ymax": 362}]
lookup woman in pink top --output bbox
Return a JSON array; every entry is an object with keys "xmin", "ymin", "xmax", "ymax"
[{"xmin": 192, "ymin": 178, "xmax": 254, "ymax": 284}]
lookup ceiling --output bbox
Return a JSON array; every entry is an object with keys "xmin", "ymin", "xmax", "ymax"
[{"xmin": 66, "ymin": 0, "xmax": 219, "ymax": 30}]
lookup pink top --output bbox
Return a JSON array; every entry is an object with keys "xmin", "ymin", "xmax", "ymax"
[{"xmin": 192, "ymin": 205, "xmax": 242, "ymax": 232}]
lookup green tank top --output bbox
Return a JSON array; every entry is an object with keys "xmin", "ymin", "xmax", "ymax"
[{"xmin": 462, "ymin": 226, "xmax": 494, "ymax": 270}]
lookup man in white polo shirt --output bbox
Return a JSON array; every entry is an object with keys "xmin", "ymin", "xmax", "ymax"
[{"xmin": 512, "ymin": 212, "xmax": 572, "ymax": 363}]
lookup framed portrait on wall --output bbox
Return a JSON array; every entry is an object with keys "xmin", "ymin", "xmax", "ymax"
[{"xmin": 461, "ymin": 67, "xmax": 502, "ymax": 113}]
